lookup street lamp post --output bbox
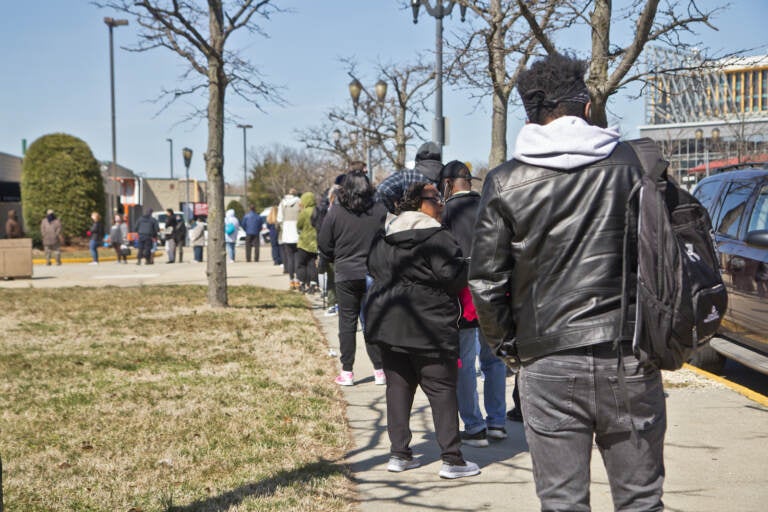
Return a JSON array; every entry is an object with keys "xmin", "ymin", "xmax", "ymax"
[
  {"xmin": 347, "ymin": 78, "xmax": 387, "ymax": 182},
  {"xmin": 166, "ymin": 138, "xmax": 174, "ymax": 179},
  {"xmin": 182, "ymin": 147, "xmax": 193, "ymax": 221},
  {"xmin": 104, "ymin": 16, "xmax": 129, "ymax": 216},
  {"xmin": 236, "ymin": 124, "xmax": 252, "ymax": 207},
  {"xmin": 410, "ymin": 1, "xmax": 466, "ymax": 152}
]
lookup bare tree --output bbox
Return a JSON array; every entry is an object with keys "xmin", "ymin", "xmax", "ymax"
[
  {"xmin": 250, "ymin": 145, "xmax": 338, "ymax": 203},
  {"xmin": 448, "ymin": 0, "xmax": 556, "ymax": 167},
  {"xmin": 95, "ymin": 0, "xmax": 284, "ymax": 307},
  {"xmin": 517, "ymin": 0, "xmax": 721, "ymax": 128},
  {"xmin": 297, "ymin": 58, "xmax": 433, "ymax": 175}
]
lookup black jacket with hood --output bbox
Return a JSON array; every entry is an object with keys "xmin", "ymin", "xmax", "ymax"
[
  {"xmin": 364, "ymin": 211, "xmax": 467, "ymax": 357},
  {"xmin": 469, "ymin": 116, "xmax": 642, "ymax": 362}
]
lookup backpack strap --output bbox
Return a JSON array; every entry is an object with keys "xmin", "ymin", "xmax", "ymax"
[{"xmin": 626, "ymin": 138, "xmax": 669, "ymax": 181}]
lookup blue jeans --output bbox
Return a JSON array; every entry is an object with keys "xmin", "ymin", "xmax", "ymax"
[
  {"xmin": 89, "ymin": 239, "xmax": 99, "ymax": 262},
  {"xmin": 520, "ymin": 342, "xmax": 666, "ymax": 511},
  {"xmin": 226, "ymin": 242, "xmax": 235, "ymax": 261},
  {"xmin": 193, "ymin": 246, "xmax": 203, "ymax": 262},
  {"xmin": 457, "ymin": 328, "xmax": 507, "ymax": 433}
]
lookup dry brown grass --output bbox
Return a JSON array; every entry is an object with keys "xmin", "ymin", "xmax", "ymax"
[{"xmin": 0, "ymin": 286, "xmax": 355, "ymax": 511}]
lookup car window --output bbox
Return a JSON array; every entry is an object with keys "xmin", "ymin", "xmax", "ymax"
[
  {"xmin": 693, "ymin": 180, "xmax": 722, "ymax": 214},
  {"xmin": 713, "ymin": 181, "xmax": 753, "ymax": 238},
  {"xmin": 747, "ymin": 183, "xmax": 768, "ymax": 232}
]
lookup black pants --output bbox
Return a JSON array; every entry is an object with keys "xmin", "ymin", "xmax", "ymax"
[
  {"xmin": 245, "ymin": 234, "xmax": 260, "ymax": 262},
  {"xmin": 138, "ymin": 235, "xmax": 153, "ymax": 263},
  {"xmin": 336, "ymin": 279, "xmax": 381, "ymax": 372},
  {"xmin": 174, "ymin": 240, "xmax": 184, "ymax": 263},
  {"xmin": 381, "ymin": 346, "xmax": 464, "ymax": 465},
  {"xmin": 281, "ymin": 243, "xmax": 297, "ymax": 279},
  {"xmin": 295, "ymin": 249, "xmax": 318, "ymax": 287}
]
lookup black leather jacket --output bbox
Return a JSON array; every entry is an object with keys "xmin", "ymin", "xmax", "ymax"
[{"xmin": 468, "ymin": 142, "xmax": 643, "ymax": 361}]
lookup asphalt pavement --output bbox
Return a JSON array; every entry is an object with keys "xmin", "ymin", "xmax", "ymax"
[{"xmin": 3, "ymin": 248, "xmax": 767, "ymax": 511}]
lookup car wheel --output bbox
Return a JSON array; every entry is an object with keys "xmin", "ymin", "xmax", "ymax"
[{"xmin": 689, "ymin": 343, "xmax": 726, "ymax": 373}]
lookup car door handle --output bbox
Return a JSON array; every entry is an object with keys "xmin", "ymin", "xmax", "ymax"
[{"xmin": 730, "ymin": 257, "xmax": 746, "ymax": 271}]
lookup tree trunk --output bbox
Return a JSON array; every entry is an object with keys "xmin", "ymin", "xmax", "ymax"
[
  {"xmin": 488, "ymin": 0, "xmax": 509, "ymax": 169},
  {"xmin": 586, "ymin": 0, "xmax": 611, "ymax": 128},
  {"xmin": 395, "ymin": 105, "xmax": 406, "ymax": 169},
  {"xmin": 489, "ymin": 90, "xmax": 509, "ymax": 168},
  {"xmin": 205, "ymin": 7, "xmax": 228, "ymax": 308}
]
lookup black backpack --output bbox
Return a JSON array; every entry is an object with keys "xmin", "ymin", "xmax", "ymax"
[{"xmin": 621, "ymin": 139, "xmax": 728, "ymax": 370}]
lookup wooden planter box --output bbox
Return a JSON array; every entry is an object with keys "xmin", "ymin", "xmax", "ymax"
[{"xmin": 0, "ymin": 238, "xmax": 33, "ymax": 279}]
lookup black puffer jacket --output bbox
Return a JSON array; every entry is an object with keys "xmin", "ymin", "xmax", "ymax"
[
  {"xmin": 364, "ymin": 211, "xmax": 467, "ymax": 357},
  {"xmin": 468, "ymin": 142, "xmax": 643, "ymax": 361}
]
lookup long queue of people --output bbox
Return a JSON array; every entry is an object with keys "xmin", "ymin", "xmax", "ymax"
[{"xmin": 272, "ymin": 53, "xmax": 669, "ymax": 511}]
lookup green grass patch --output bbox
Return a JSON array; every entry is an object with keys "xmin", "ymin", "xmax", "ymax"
[{"xmin": 0, "ymin": 285, "xmax": 354, "ymax": 511}]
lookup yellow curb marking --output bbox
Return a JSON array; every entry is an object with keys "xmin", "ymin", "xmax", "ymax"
[{"xmin": 683, "ymin": 363, "xmax": 768, "ymax": 408}]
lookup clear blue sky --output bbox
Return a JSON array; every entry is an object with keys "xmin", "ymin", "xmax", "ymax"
[{"xmin": 1, "ymin": 1, "xmax": 766, "ymax": 183}]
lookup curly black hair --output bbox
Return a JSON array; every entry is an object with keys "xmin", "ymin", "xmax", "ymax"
[
  {"xmin": 337, "ymin": 170, "xmax": 374, "ymax": 214},
  {"xmin": 395, "ymin": 182, "xmax": 431, "ymax": 215},
  {"xmin": 517, "ymin": 53, "xmax": 590, "ymax": 124}
]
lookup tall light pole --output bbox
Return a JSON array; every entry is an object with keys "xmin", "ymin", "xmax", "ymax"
[
  {"xmin": 236, "ymin": 124, "xmax": 252, "ymax": 206},
  {"xmin": 104, "ymin": 16, "xmax": 129, "ymax": 216},
  {"xmin": 410, "ymin": 1, "xmax": 466, "ymax": 153},
  {"xmin": 166, "ymin": 138, "xmax": 174, "ymax": 179},
  {"xmin": 182, "ymin": 147, "xmax": 193, "ymax": 219},
  {"xmin": 347, "ymin": 78, "xmax": 387, "ymax": 182}
]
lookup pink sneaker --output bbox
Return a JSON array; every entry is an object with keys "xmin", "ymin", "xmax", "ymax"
[
  {"xmin": 334, "ymin": 371, "xmax": 354, "ymax": 386},
  {"xmin": 374, "ymin": 369, "xmax": 386, "ymax": 385}
]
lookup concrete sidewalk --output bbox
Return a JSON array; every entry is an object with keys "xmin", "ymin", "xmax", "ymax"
[{"xmin": 3, "ymin": 254, "xmax": 767, "ymax": 511}]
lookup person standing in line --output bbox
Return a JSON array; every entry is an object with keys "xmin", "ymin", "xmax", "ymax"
[
  {"xmin": 87, "ymin": 211, "xmax": 104, "ymax": 265},
  {"xmin": 108, "ymin": 214, "xmax": 128, "ymax": 264},
  {"xmin": 375, "ymin": 141, "xmax": 443, "ymax": 214},
  {"xmin": 189, "ymin": 216, "xmax": 206, "ymax": 263},
  {"xmin": 135, "ymin": 208, "xmax": 158, "ymax": 265},
  {"xmin": 224, "ymin": 209, "xmax": 241, "ymax": 263},
  {"xmin": 5, "ymin": 209, "xmax": 22, "ymax": 238},
  {"xmin": 295, "ymin": 192, "xmax": 319, "ymax": 294},
  {"xmin": 277, "ymin": 188, "xmax": 301, "ymax": 290},
  {"xmin": 173, "ymin": 213, "xmax": 187, "ymax": 263},
  {"xmin": 438, "ymin": 160, "xmax": 508, "ymax": 447},
  {"xmin": 266, "ymin": 206, "xmax": 282, "ymax": 266},
  {"xmin": 469, "ymin": 53, "xmax": 666, "ymax": 511},
  {"xmin": 318, "ymin": 171, "xmax": 387, "ymax": 386},
  {"xmin": 365, "ymin": 182, "xmax": 480, "ymax": 480},
  {"xmin": 164, "ymin": 208, "xmax": 178, "ymax": 264},
  {"xmin": 40, "ymin": 209, "xmax": 63, "ymax": 266},
  {"xmin": 242, "ymin": 204, "xmax": 264, "ymax": 262}
]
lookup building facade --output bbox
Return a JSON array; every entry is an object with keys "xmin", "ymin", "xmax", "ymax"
[{"xmin": 638, "ymin": 49, "xmax": 768, "ymax": 187}]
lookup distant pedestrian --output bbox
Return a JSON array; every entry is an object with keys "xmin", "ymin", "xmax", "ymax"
[
  {"xmin": 135, "ymin": 208, "xmax": 159, "ymax": 265},
  {"xmin": 87, "ymin": 211, "xmax": 103, "ymax": 265},
  {"xmin": 189, "ymin": 216, "xmax": 206, "ymax": 263},
  {"xmin": 164, "ymin": 208, "xmax": 178, "ymax": 263},
  {"xmin": 173, "ymin": 213, "xmax": 187, "ymax": 263},
  {"xmin": 224, "ymin": 209, "xmax": 240, "ymax": 263},
  {"xmin": 438, "ymin": 160, "xmax": 508, "ymax": 446},
  {"xmin": 318, "ymin": 171, "xmax": 386, "ymax": 386},
  {"xmin": 242, "ymin": 204, "xmax": 264, "ymax": 262},
  {"xmin": 266, "ymin": 206, "xmax": 282, "ymax": 265},
  {"xmin": 40, "ymin": 209, "xmax": 63, "ymax": 266},
  {"xmin": 365, "ymin": 182, "xmax": 480, "ymax": 480},
  {"xmin": 470, "ymin": 53, "xmax": 666, "ymax": 510},
  {"xmin": 108, "ymin": 214, "xmax": 128, "ymax": 264},
  {"xmin": 277, "ymin": 188, "xmax": 301, "ymax": 290},
  {"xmin": 5, "ymin": 209, "xmax": 22, "ymax": 238}
]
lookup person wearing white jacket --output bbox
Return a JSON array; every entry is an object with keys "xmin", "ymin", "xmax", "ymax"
[
  {"xmin": 224, "ymin": 209, "xmax": 241, "ymax": 263},
  {"xmin": 277, "ymin": 188, "xmax": 301, "ymax": 290}
]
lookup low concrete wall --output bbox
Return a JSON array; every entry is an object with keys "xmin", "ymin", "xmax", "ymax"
[{"xmin": 0, "ymin": 238, "xmax": 32, "ymax": 278}]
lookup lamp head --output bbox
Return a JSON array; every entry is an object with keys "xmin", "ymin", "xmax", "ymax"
[{"xmin": 182, "ymin": 147, "xmax": 193, "ymax": 168}]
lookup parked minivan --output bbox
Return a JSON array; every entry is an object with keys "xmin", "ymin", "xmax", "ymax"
[{"xmin": 691, "ymin": 166, "xmax": 768, "ymax": 375}]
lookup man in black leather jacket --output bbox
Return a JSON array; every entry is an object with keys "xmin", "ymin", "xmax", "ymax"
[{"xmin": 469, "ymin": 53, "xmax": 666, "ymax": 511}]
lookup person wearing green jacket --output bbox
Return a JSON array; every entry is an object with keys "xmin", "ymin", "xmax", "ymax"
[{"xmin": 296, "ymin": 191, "xmax": 319, "ymax": 293}]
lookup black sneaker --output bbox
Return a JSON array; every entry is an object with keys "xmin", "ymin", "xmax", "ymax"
[
  {"xmin": 460, "ymin": 429, "xmax": 489, "ymax": 447},
  {"xmin": 487, "ymin": 426, "xmax": 508, "ymax": 440},
  {"xmin": 506, "ymin": 407, "xmax": 523, "ymax": 422}
]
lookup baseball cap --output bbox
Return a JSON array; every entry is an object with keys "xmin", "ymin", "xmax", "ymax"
[
  {"xmin": 440, "ymin": 160, "xmax": 480, "ymax": 181},
  {"xmin": 416, "ymin": 141, "xmax": 442, "ymax": 161}
]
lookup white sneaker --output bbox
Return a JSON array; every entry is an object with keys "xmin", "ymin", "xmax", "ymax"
[
  {"xmin": 438, "ymin": 460, "xmax": 480, "ymax": 479},
  {"xmin": 387, "ymin": 456, "xmax": 420, "ymax": 472},
  {"xmin": 324, "ymin": 305, "xmax": 338, "ymax": 317},
  {"xmin": 374, "ymin": 369, "xmax": 386, "ymax": 385},
  {"xmin": 334, "ymin": 371, "xmax": 354, "ymax": 386}
]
